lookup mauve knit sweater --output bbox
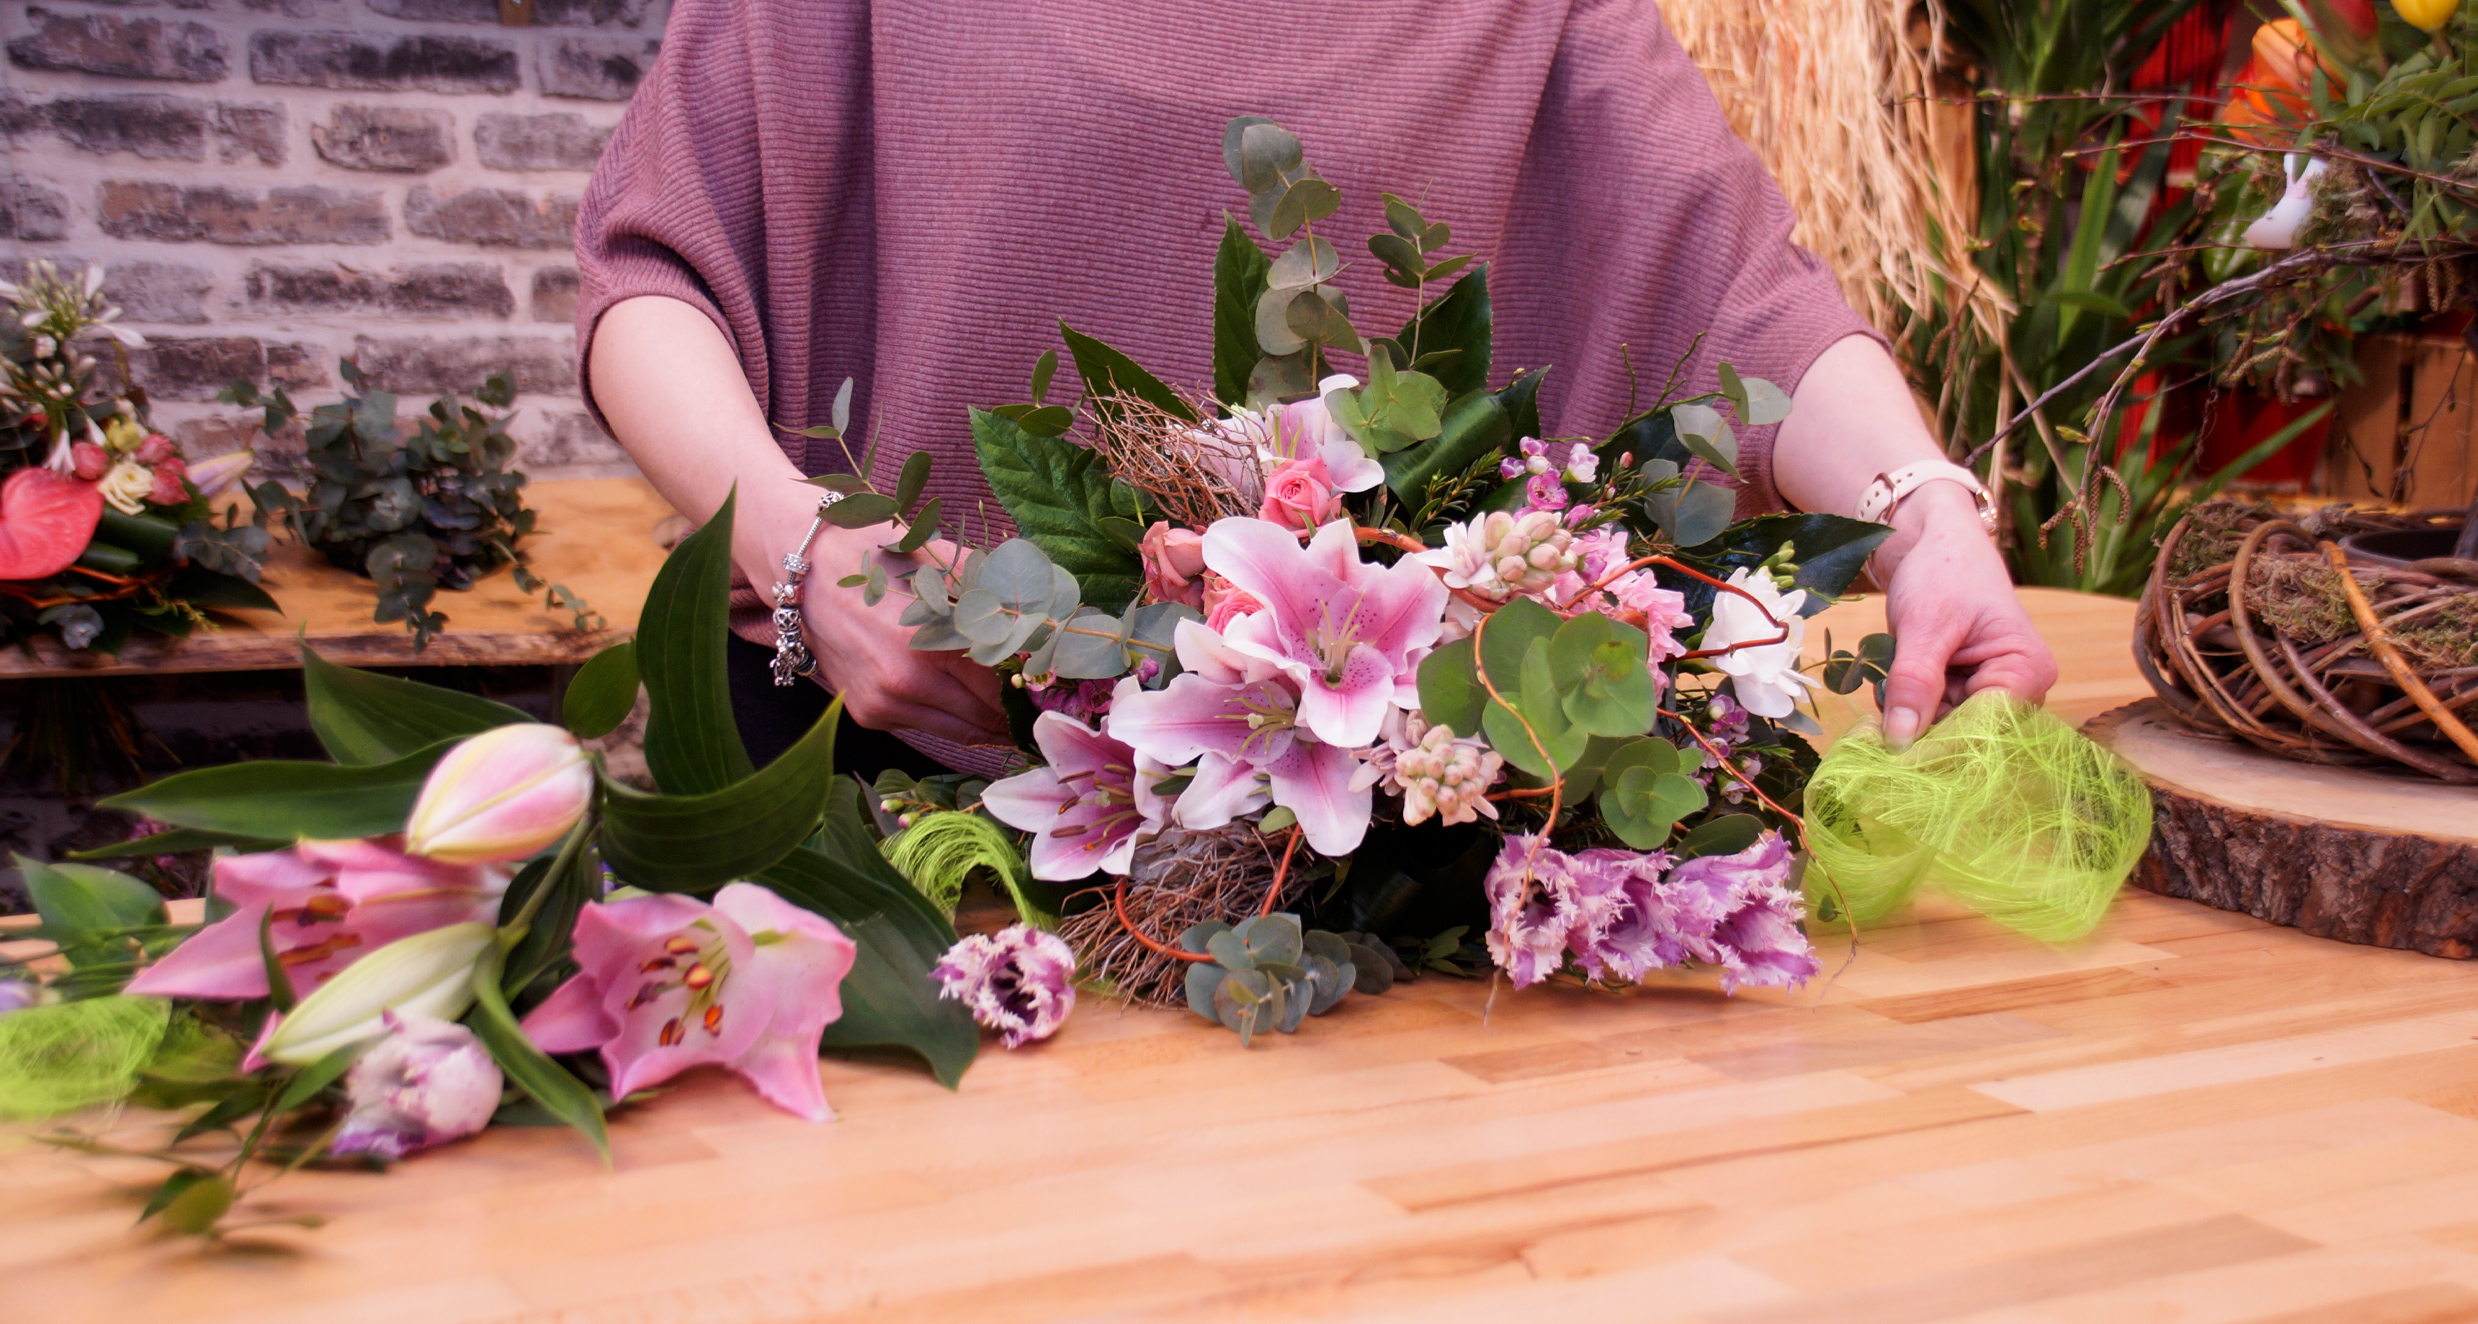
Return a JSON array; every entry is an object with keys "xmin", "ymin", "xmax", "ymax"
[{"xmin": 573, "ymin": 0, "xmax": 1881, "ymax": 523}]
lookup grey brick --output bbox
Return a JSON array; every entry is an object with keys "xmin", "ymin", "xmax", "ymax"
[
  {"xmin": 530, "ymin": 266, "xmax": 578, "ymax": 323},
  {"xmin": 213, "ymin": 102, "xmax": 285, "ymax": 165},
  {"xmin": 8, "ymin": 9, "xmax": 228, "ymax": 82},
  {"xmin": 403, "ymin": 185, "xmax": 576, "ymax": 249},
  {"xmin": 247, "ymin": 261, "xmax": 512, "ymax": 318},
  {"xmin": 99, "ymin": 181, "xmax": 390, "ymax": 245},
  {"xmin": 366, "ymin": 0, "xmax": 649, "ymax": 26},
  {"xmin": 312, "ymin": 104, "xmax": 451, "ymax": 172},
  {"xmin": 0, "ymin": 180, "xmax": 71, "ymax": 242},
  {"xmin": 525, "ymin": 411, "xmax": 627, "ymax": 469},
  {"xmin": 539, "ymin": 36, "xmax": 657, "ymax": 101},
  {"xmin": 250, "ymin": 31, "xmax": 519, "ymax": 94},
  {"xmin": 42, "ymin": 95, "xmax": 209, "ymax": 162},
  {"xmin": 108, "ymin": 260, "xmax": 215, "ymax": 324},
  {"xmin": 474, "ymin": 112, "xmax": 610, "ymax": 171},
  {"xmin": 136, "ymin": 336, "xmax": 265, "ymax": 401},
  {"xmin": 350, "ymin": 334, "xmax": 574, "ymax": 395},
  {"xmin": 265, "ymin": 341, "xmax": 330, "ymax": 391}
]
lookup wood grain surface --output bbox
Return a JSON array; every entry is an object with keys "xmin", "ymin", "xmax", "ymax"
[
  {"xmin": 16, "ymin": 588, "xmax": 2478, "ymax": 1324},
  {"xmin": 0, "ymin": 478, "xmax": 678, "ymax": 677}
]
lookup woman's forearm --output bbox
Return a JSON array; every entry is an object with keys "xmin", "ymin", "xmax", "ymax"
[{"xmin": 1771, "ymin": 333, "xmax": 1978, "ymax": 577}]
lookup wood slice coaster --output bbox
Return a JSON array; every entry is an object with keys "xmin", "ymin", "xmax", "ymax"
[{"xmin": 2087, "ymin": 699, "xmax": 2478, "ymax": 957}]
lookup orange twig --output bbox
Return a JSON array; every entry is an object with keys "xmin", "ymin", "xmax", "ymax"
[{"xmin": 1257, "ymin": 827, "xmax": 1302, "ymax": 918}]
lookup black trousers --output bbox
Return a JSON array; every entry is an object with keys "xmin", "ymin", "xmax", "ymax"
[{"xmin": 724, "ymin": 633, "xmax": 949, "ymax": 781}]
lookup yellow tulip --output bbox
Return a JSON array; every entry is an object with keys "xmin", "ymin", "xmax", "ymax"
[{"xmin": 2396, "ymin": 0, "xmax": 2460, "ymax": 33}]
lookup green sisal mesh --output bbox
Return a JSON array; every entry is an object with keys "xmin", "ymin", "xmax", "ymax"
[
  {"xmin": 1801, "ymin": 692, "xmax": 2154, "ymax": 944},
  {"xmin": 0, "ymin": 995, "xmax": 169, "ymax": 1120}
]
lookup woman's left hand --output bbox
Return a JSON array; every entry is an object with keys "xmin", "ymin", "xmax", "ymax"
[{"xmin": 1870, "ymin": 484, "xmax": 2058, "ymax": 747}]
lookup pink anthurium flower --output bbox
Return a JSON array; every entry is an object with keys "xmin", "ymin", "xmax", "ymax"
[
  {"xmin": 521, "ymin": 883, "xmax": 857, "ymax": 1123},
  {"xmin": 981, "ymin": 690, "xmax": 1171, "ymax": 881},
  {"xmin": 125, "ymin": 838, "xmax": 508, "ymax": 1001},
  {"xmin": 404, "ymin": 723, "xmax": 594, "ymax": 865},
  {"xmin": 1201, "ymin": 517, "xmax": 1447, "ymax": 749},
  {"xmin": 1106, "ymin": 619, "xmax": 1370, "ymax": 856}
]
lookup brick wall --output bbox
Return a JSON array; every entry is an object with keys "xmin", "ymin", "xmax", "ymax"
[{"xmin": 0, "ymin": 0, "xmax": 669, "ymax": 481}]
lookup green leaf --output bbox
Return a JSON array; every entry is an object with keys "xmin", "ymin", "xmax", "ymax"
[
  {"xmin": 1029, "ymin": 348, "xmax": 1059, "ymax": 406},
  {"xmin": 1602, "ymin": 766, "xmax": 1705, "ymax": 850},
  {"xmin": 1677, "ymin": 813, "xmax": 1764, "ymax": 859},
  {"xmin": 1396, "ymin": 266, "xmax": 1491, "ymax": 398},
  {"xmin": 562, "ymin": 640, "xmax": 640, "ymax": 740},
  {"xmin": 1268, "ymin": 235, "xmax": 1340, "ymax": 291},
  {"xmin": 104, "ymin": 739, "xmax": 456, "ymax": 840},
  {"xmin": 258, "ymin": 906, "xmax": 298, "ymax": 1011},
  {"xmin": 1644, "ymin": 477, "xmax": 1735, "ymax": 549},
  {"xmin": 272, "ymin": 1041, "xmax": 362, "ymax": 1113},
  {"xmin": 1284, "ymin": 288, "xmax": 1361, "ymax": 354},
  {"xmin": 70, "ymin": 826, "xmax": 285, "ymax": 861},
  {"xmin": 636, "ymin": 489, "xmax": 756, "ymax": 796},
  {"xmin": 22, "ymin": 856, "xmax": 164, "ymax": 970},
  {"xmin": 1550, "ymin": 613, "xmax": 1656, "ymax": 738},
  {"xmin": 500, "ymin": 821, "xmax": 600, "ymax": 994},
  {"xmin": 1663, "ymin": 512, "xmax": 1893, "ymax": 620},
  {"xmin": 600, "ymin": 696, "xmax": 841, "ymax": 892},
  {"xmin": 1380, "ymin": 367, "xmax": 1543, "ymax": 504},
  {"xmin": 1060, "ymin": 323, "xmax": 1198, "ymax": 426},
  {"xmin": 1483, "ymin": 640, "xmax": 1589, "ymax": 777},
  {"xmin": 1415, "ymin": 637, "xmax": 1484, "ymax": 737},
  {"xmin": 468, "ymin": 941, "xmax": 609, "ymax": 1164},
  {"xmin": 822, "ymin": 492, "xmax": 901, "ymax": 529},
  {"xmin": 302, "ymin": 643, "xmax": 528, "ymax": 765},
  {"xmin": 1235, "ymin": 120, "xmax": 1302, "ymax": 193},
  {"xmin": 970, "ymin": 408, "xmax": 1144, "ymax": 611},
  {"xmin": 894, "ymin": 498, "xmax": 943, "ymax": 554},
  {"xmin": 754, "ymin": 844, "xmax": 977, "ymax": 1088},
  {"xmin": 153, "ymin": 1171, "xmax": 235, "ymax": 1235},
  {"xmin": 1475, "ymin": 597, "xmax": 1563, "ymax": 693},
  {"xmin": 891, "ymin": 452, "xmax": 933, "ymax": 514}
]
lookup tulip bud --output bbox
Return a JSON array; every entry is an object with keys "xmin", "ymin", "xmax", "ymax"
[
  {"xmin": 331, "ymin": 1010, "xmax": 504, "ymax": 1161},
  {"xmin": 405, "ymin": 723, "xmax": 593, "ymax": 865},
  {"xmin": 2395, "ymin": 0, "xmax": 2457, "ymax": 32},
  {"xmin": 257, "ymin": 922, "xmax": 494, "ymax": 1067},
  {"xmin": 185, "ymin": 449, "xmax": 255, "ymax": 498}
]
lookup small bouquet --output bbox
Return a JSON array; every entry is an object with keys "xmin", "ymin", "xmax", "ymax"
[
  {"xmin": 0, "ymin": 262, "xmax": 270, "ymax": 654},
  {"xmin": 824, "ymin": 119, "xmax": 1901, "ymax": 1041}
]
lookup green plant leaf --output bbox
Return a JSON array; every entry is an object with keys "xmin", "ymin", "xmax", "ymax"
[
  {"xmin": 467, "ymin": 941, "xmax": 609, "ymax": 1164},
  {"xmin": 1677, "ymin": 813, "xmax": 1764, "ymax": 859},
  {"xmin": 104, "ymin": 740, "xmax": 456, "ymax": 840},
  {"xmin": 599, "ymin": 696, "xmax": 841, "ymax": 892},
  {"xmin": 272, "ymin": 1041, "xmax": 362, "ymax": 1113},
  {"xmin": 1214, "ymin": 218, "xmax": 1273, "ymax": 405},
  {"xmin": 755, "ymin": 844, "xmax": 977, "ymax": 1088},
  {"xmin": 970, "ymin": 408, "xmax": 1143, "ymax": 611},
  {"xmin": 636, "ymin": 489, "xmax": 755, "ymax": 796},
  {"xmin": 1549, "ymin": 613, "xmax": 1657, "ymax": 738},
  {"xmin": 1396, "ymin": 266, "xmax": 1491, "ymax": 398},
  {"xmin": 822, "ymin": 493, "xmax": 901, "ymax": 529},
  {"xmin": 302, "ymin": 643, "xmax": 529, "ymax": 766},
  {"xmin": 70, "ymin": 826, "xmax": 286, "ymax": 861},
  {"xmin": 153, "ymin": 1171, "xmax": 235, "ymax": 1235},
  {"xmin": 1475, "ymin": 597, "xmax": 1563, "ymax": 692},
  {"xmin": 21, "ymin": 856, "xmax": 164, "ymax": 971},
  {"xmin": 1601, "ymin": 765, "xmax": 1706, "ymax": 850},
  {"xmin": 1483, "ymin": 639, "xmax": 1589, "ymax": 777},
  {"xmin": 1643, "ymin": 477, "xmax": 1736, "ymax": 549},
  {"xmin": 1662, "ymin": 512, "xmax": 1893, "ymax": 620},
  {"xmin": 1060, "ymin": 323, "xmax": 1198, "ymax": 427},
  {"xmin": 562, "ymin": 640, "xmax": 640, "ymax": 740},
  {"xmin": 892, "ymin": 451, "xmax": 932, "ymax": 513},
  {"xmin": 1380, "ymin": 367, "xmax": 1542, "ymax": 505}
]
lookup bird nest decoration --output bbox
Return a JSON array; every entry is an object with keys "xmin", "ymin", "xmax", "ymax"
[{"xmin": 2136, "ymin": 499, "xmax": 2478, "ymax": 784}]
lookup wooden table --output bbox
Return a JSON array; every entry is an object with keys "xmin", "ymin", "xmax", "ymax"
[
  {"xmin": 0, "ymin": 478, "xmax": 678, "ymax": 676},
  {"xmin": 16, "ymin": 588, "xmax": 2478, "ymax": 1323}
]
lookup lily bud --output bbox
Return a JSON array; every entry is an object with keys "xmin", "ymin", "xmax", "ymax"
[
  {"xmin": 331, "ymin": 1010, "xmax": 504, "ymax": 1161},
  {"xmin": 405, "ymin": 723, "xmax": 593, "ymax": 865},
  {"xmin": 186, "ymin": 449, "xmax": 255, "ymax": 498},
  {"xmin": 254, "ymin": 922, "xmax": 494, "ymax": 1067}
]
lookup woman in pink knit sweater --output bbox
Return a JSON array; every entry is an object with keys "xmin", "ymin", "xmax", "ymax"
[{"xmin": 576, "ymin": 0, "xmax": 2055, "ymax": 766}]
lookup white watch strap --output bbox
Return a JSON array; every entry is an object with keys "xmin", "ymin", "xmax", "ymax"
[{"xmin": 1856, "ymin": 461, "xmax": 1996, "ymax": 533}]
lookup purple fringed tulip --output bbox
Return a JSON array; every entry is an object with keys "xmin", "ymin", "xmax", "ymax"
[
  {"xmin": 522, "ymin": 883, "xmax": 857, "ymax": 1122},
  {"xmin": 330, "ymin": 1010, "xmax": 503, "ymax": 1161},
  {"xmin": 1484, "ymin": 835, "xmax": 1594, "ymax": 989},
  {"xmin": 1566, "ymin": 847, "xmax": 1681, "ymax": 983},
  {"xmin": 404, "ymin": 723, "xmax": 594, "ymax": 865},
  {"xmin": 0, "ymin": 980, "xmax": 36, "ymax": 1015},
  {"xmin": 1660, "ymin": 832, "xmax": 1820, "ymax": 992},
  {"xmin": 125, "ymin": 838, "xmax": 507, "ymax": 1002},
  {"xmin": 932, "ymin": 924, "xmax": 1076, "ymax": 1048}
]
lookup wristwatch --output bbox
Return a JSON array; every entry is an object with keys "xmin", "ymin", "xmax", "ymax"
[{"xmin": 1855, "ymin": 461, "xmax": 1997, "ymax": 534}]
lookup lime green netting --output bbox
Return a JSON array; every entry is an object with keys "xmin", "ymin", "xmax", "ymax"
[
  {"xmin": 1802, "ymin": 692, "xmax": 2153, "ymax": 943},
  {"xmin": 0, "ymin": 995, "xmax": 169, "ymax": 1120}
]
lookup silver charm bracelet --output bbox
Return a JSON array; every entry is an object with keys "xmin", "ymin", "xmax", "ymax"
[{"xmin": 769, "ymin": 491, "xmax": 842, "ymax": 687}]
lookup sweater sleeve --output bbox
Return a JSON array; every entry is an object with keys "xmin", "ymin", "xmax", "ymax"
[
  {"xmin": 1493, "ymin": 0, "xmax": 1884, "ymax": 514},
  {"xmin": 572, "ymin": 0, "xmax": 877, "ymax": 464}
]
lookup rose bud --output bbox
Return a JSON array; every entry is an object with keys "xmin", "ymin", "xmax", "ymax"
[
  {"xmin": 146, "ymin": 456, "xmax": 188, "ymax": 506},
  {"xmin": 134, "ymin": 432, "xmax": 177, "ymax": 465},
  {"xmin": 330, "ymin": 1010, "xmax": 504, "ymax": 1161},
  {"xmin": 70, "ymin": 442, "xmax": 109, "ymax": 482},
  {"xmin": 405, "ymin": 723, "xmax": 594, "ymax": 865},
  {"xmin": 252, "ymin": 921, "xmax": 495, "ymax": 1067}
]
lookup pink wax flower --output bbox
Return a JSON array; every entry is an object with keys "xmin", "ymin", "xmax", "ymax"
[
  {"xmin": 330, "ymin": 1009, "xmax": 503, "ymax": 1161},
  {"xmin": 1201, "ymin": 517, "xmax": 1446, "ymax": 749},
  {"xmin": 70, "ymin": 442, "xmax": 108, "ymax": 481},
  {"xmin": 1259, "ymin": 455, "xmax": 1343, "ymax": 533},
  {"xmin": 1139, "ymin": 521, "xmax": 1208, "ymax": 609},
  {"xmin": 146, "ymin": 456, "xmax": 188, "ymax": 506},
  {"xmin": 1523, "ymin": 471, "xmax": 1570, "ymax": 514},
  {"xmin": 1201, "ymin": 574, "xmax": 1262, "ymax": 631},
  {"xmin": 1661, "ymin": 832, "xmax": 1819, "ymax": 993},
  {"xmin": 981, "ymin": 691, "xmax": 1170, "ymax": 880},
  {"xmin": 932, "ymin": 924, "xmax": 1077, "ymax": 1048},
  {"xmin": 522, "ymin": 883, "xmax": 857, "ymax": 1123},
  {"xmin": 124, "ymin": 838, "xmax": 509, "ymax": 1001}
]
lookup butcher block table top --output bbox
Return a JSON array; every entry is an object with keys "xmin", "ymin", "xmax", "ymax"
[
  {"xmin": 0, "ymin": 477, "xmax": 677, "ymax": 677},
  {"xmin": 15, "ymin": 588, "xmax": 2478, "ymax": 1324}
]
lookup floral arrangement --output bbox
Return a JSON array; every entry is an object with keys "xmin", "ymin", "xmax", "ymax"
[
  {"xmin": 0, "ymin": 262, "xmax": 270, "ymax": 654},
  {"xmin": 824, "ymin": 118, "xmax": 1900, "ymax": 1039}
]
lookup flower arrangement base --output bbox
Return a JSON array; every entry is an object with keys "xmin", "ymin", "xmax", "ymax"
[{"xmin": 2086, "ymin": 700, "xmax": 2478, "ymax": 958}]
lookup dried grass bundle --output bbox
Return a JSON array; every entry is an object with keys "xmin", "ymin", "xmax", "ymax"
[
  {"xmin": 1663, "ymin": 0, "xmax": 2004, "ymax": 350},
  {"xmin": 1091, "ymin": 393, "xmax": 1260, "ymax": 530},
  {"xmin": 1058, "ymin": 825, "xmax": 1304, "ymax": 1006}
]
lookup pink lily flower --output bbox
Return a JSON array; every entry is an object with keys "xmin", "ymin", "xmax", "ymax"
[
  {"xmin": 125, "ymin": 838, "xmax": 508, "ymax": 1000},
  {"xmin": 981, "ymin": 690, "xmax": 1171, "ymax": 881},
  {"xmin": 1200, "ymin": 517, "xmax": 1447, "ymax": 749},
  {"xmin": 1106, "ymin": 618, "xmax": 1370, "ymax": 856},
  {"xmin": 522, "ymin": 883, "xmax": 857, "ymax": 1123}
]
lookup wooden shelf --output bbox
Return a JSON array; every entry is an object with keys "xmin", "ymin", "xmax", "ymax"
[{"xmin": 0, "ymin": 477, "xmax": 679, "ymax": 677}]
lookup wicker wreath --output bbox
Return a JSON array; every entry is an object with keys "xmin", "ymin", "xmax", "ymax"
[{"xmin": 2135, "ymin": 501, "xmax": 2478, "ymax": 784}]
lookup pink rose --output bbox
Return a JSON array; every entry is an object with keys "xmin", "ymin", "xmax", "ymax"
[
  {"xmin": 147, "ymin": 456, "xmax": 188, "ymax": 505},
  {"xmin": 1138, "ymin": 520, "xmax": 1207, "ymax": 609},
  {"xmin": 1201, "ymin": 573, "xmax": 1263, "ymax": 631},
  {"xmin": 135, "ymin": 433, "xmax": 178, "ymax": 466},
  {"xmin": 70, "ymin": 442, "xmax": 109, "ymax": 481},
  {"xmin": 1258, "ymin": 456, "xmax": 1342, "ymax": 533}
]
